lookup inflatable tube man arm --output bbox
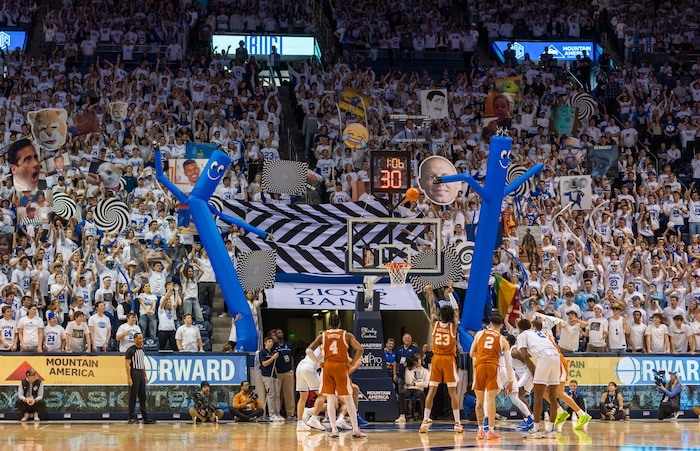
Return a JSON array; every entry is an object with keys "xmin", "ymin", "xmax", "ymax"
[
  {"xmin": 208, "ymin": 204, "xmax": 270, "ymax": 240},
  {"xmin": 504, "ymin": 163, "xmax": 544, "ymax": 197}
]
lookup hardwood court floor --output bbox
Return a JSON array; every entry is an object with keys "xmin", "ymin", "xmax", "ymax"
[{"xmin": 1, "ymin": 418, "xmax": 699, "ymax": 450}]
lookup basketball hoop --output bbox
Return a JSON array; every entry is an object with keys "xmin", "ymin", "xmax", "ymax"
[{"xmin": 385, "ymin": 262, "xmax": 412, "ymax": 287}]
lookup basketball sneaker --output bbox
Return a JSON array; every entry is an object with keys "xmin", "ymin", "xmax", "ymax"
[
  {"xmin": 523, "ymin": 425, "xmax": 543, "ymax": 439},
  {"xmin": 574, "ymin": 413, "xmax": 592, "ymax": 430},
  {"xmin": 486, "ymin": 431, "xmax": 501, "ymax": 440},
  {"xmin": 336, "ymin": 418, "xmax": 352, "ymax": 430},
  {"xmin": 352, "ymin": 430, "xmax": 368, "ymax": 439},
  {"xmin": 307, "ymin": 416, "xmax": 326, "ymax": 431},
  {"xmin": 554, "ymin": 411, "xmax": 570, "ymax": 426},
  {"xmin": 453, "ymin": 422, "xmax": 464, "ymax": 433},
  {"xmin": 418, "ymin": 419, "xmax": 432, "ymax": 433},
  {"xmin": 297, "ymin": 421, "xmax": 312, "ymax": 431}
]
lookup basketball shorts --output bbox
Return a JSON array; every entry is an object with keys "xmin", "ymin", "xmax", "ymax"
[
  {"xmin": 472, "ymin": 362, "xmax": 499, "ymax": 391},
  {"xmin": 296, "ymin": 364, "xmax": 321, "ymax": 392},
  {"xmin": 533, "ymin": 353, "xmax": 561, "ymax": 386},
  {"xmin": 429, "ymin": 354, "xmax": 459, "ymax": 387},
  {"xmin": 319, "ymin": 361, "xmax": 351, "ymax": 396}
]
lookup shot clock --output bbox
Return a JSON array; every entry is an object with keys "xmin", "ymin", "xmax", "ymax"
[{"xmin": 370, "ymin": 151, "xmax": 412, "ymax": 194}]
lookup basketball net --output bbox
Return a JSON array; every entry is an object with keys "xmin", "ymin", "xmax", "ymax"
[{"xmin": 385, "ymin": 262, "xmax": 411, "ymax": 287}]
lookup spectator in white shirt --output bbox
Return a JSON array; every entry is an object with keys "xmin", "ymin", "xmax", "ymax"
[
  {"xmin": 645, "ymin": 313, "xmax": 670, "ymax": 354},
  {"xmin": 585, "ymin": 304, "xmax": 608, "ymax": 352},
  {"xmin": 176, "ymin": 313, "xmax": 203, "ymax": 352}
]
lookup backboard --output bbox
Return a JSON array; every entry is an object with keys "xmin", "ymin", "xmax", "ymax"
[{"xmin": 346, "ymin": 217, "xmax": 443, "ymax": 276}]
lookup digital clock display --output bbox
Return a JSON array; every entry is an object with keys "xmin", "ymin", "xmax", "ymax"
[{"xmin": 370, "ymin": 151, "xmax": 412, "ymax": 194}]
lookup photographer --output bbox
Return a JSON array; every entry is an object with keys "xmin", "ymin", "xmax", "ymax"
[
  {"xmin": 657, "ymin": 371, "xmax": 682, "ymax": 420},
  {"xmin": 599, "ymin": 381, "xmax": 625, "ymax": 420},
  {"xmin": 231, "ymin": 381, "xmax": 264, "ymax": 422},
  {"xmin": 189, "ymin": 381, "xmax": 224, "ymax": 424}
]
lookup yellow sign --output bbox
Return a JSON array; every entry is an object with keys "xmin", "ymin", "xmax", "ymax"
[
  {"xmin": 0, "ymin": 355, "xmax": 127, "ymax": 386},
  {"xmin": 566, "ymin": 356, "xmax": 618, "ymax": 385},
  {"xmin": 338, "ymin": 88, "xmax": 372, "ymax": 118}
]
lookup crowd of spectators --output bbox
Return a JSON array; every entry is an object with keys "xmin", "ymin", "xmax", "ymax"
[
  {"xmin": 0, "ymin": 0, "xmax": 36, "ymax": 30},
  {"xmin": 42, "ymin": 0, "xmax": 190, "ymax": 65},
  {"xmin": 0, "ymin": 0, "xmax": 697, "ymax": 359},
  {"xmin": 206, "ymin": 0, "xmax": 316, "ymax": 35}
]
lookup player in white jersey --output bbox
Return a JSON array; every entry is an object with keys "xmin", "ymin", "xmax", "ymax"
[
  {"xmin": 295, "ymin": 346, "xmax": 323, "ymax": 431},
  {"xmin": 530, "ymin": 319, "xmax": 592, "ymax": 430},
  {"xmin": 502, "ymin": 335, "xmax": 535, "ymax": 430},
  {"xmin": 515, "ymin": 319, "xmax": 560, "ymax": 438}
]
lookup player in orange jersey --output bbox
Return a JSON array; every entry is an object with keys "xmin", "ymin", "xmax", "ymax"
[
  {"xmin": 419, "ymin": 287, "xmax": 464, "ymax": 434},
  {"xmin": 305, "ymin": 313, "xmax": 366, "ymax": 439},
  {"xmin": 470, "ymin": 315, "xmax": 513, "ymax": 440}
]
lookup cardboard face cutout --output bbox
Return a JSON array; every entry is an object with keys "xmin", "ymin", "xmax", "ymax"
[
  {"xmin": 27, "ymin": 108, "xmax": 68, "ymax": 151},
  {"xmin": 110, "ymin": 102, "xmax": 128, "ymax": 123}
]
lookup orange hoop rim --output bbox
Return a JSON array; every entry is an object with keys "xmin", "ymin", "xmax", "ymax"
[{"xmin": 385, "ymin": 261, "xmax": 412, "ymax": 272}]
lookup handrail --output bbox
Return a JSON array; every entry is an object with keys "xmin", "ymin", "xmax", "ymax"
[{"xmin": 287, "ymin": 126, "xmax": 298, "ymax": 161}]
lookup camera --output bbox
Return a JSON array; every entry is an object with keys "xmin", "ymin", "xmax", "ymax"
[
  {"xmin": 653, "ymin": 369, "xmax": 666, "ymax": 386},
  {"xmin": 248, "ymin": 386, "xmax": 258, "ymax": 401}
]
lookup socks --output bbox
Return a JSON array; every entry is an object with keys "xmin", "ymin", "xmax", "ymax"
[
  {"xmin": 576, "ymin": 409, "xmax": 585, "ymax": 416},
  {"xmin": 453, "ymin": 409, "xmax": 460, "ymax": 423},
  {"xmin": 423, "ymin": 408, "xmax": 431, "ymax": 421}
]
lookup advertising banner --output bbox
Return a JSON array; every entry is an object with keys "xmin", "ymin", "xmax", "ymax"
[
  {"xmin": 266, "ymin": 282, "xmax": 424, "ymax": 310},
  {"xmin": 563, "ymin": 355, "xmax": 700, "ymax": 386},
  {"xmin": 492, "ymin": 40, "xmax": 599, "ymax": 62},
  {"xmin": 0, "ymin": 30, "xmax": 28, "ymax": 51},
  {"xmin": 352, "ymin": 311, "xmax": 399, "ymax": 422},
  {"xmin": 0, "ymin": 385, "xmax": 235, "ymax": 415},
  {"xmin": 0, "ymin": 354, "xmax": 248, "ymax": 386},
  {"xmin": 212, "ymin": 34, "xmax": 320, "ymax": 59}
]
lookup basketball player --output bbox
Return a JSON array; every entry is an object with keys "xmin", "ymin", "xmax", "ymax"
[
  {"xmin": 504, "ymin": 334, "xmax": 535, "ymax": 430},
  {"xmin": 470, "ymin": 315, "xmax": 513, "ymax": 440},
  {"xmin": 305, "ymin": 313, "xmax": 366, "ymax": 438},
  {"xmin": 530, "ymin": 319, "xmax": 592, "ymax": 429},
  {"xmin": 515, "ymin": 318, "xmax": 561, "ymax": 438},
  {"xmin": 419, "ymin": 287, "xmax": 463, "ymax": 433},
  {"xmin": 295, "ymin": 346, "xmax": 323, "ymax": 431}
]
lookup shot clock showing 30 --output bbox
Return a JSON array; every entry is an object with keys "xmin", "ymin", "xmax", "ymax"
[{"xmin": 370, "ymin": 151, "xmax": 412, "ymax": 194}]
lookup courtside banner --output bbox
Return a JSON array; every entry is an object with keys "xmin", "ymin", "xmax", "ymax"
[
  {"xmin": 266, "ymin": 282, "xmax": 424, "ymax": 310},
  {"xmin": 0, "ymin": 354, "xmax": 248, "ymax": 386},
  {"xmin": 565, "ymin": 355, "xmax": 700, "ymax": 386}
]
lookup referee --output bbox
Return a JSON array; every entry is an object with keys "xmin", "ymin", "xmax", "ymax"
[{"xmin": 125, "ymin": 332, "xmax": 156, "ymax": 424}]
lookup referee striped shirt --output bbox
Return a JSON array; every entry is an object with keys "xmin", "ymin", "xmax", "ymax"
[{"xmin": 125, "ymin": 345, "xmax": 146, "ymax": 370}]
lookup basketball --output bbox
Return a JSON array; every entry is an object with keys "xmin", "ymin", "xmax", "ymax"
[{"xmin": 406, "ymin": 187, "xmax": 420, "ymax": 201}]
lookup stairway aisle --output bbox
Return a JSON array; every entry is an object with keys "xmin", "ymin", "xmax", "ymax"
[
  {"xmin": 28, "ymin": 0, "xmax": 57, "ymax": 57},
  {"xmin": 277, "ymin": 84, "xmax": 305, "ymax": 163}
]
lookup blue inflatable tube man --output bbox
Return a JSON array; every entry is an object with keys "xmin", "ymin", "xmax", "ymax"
[
  {"xmin": 436, "ymin": 134, "xmax": 543, "ymax": 350},
  {"xmin": 155, "ymin": 149, "xmax": 269, "ymax": 351}
]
